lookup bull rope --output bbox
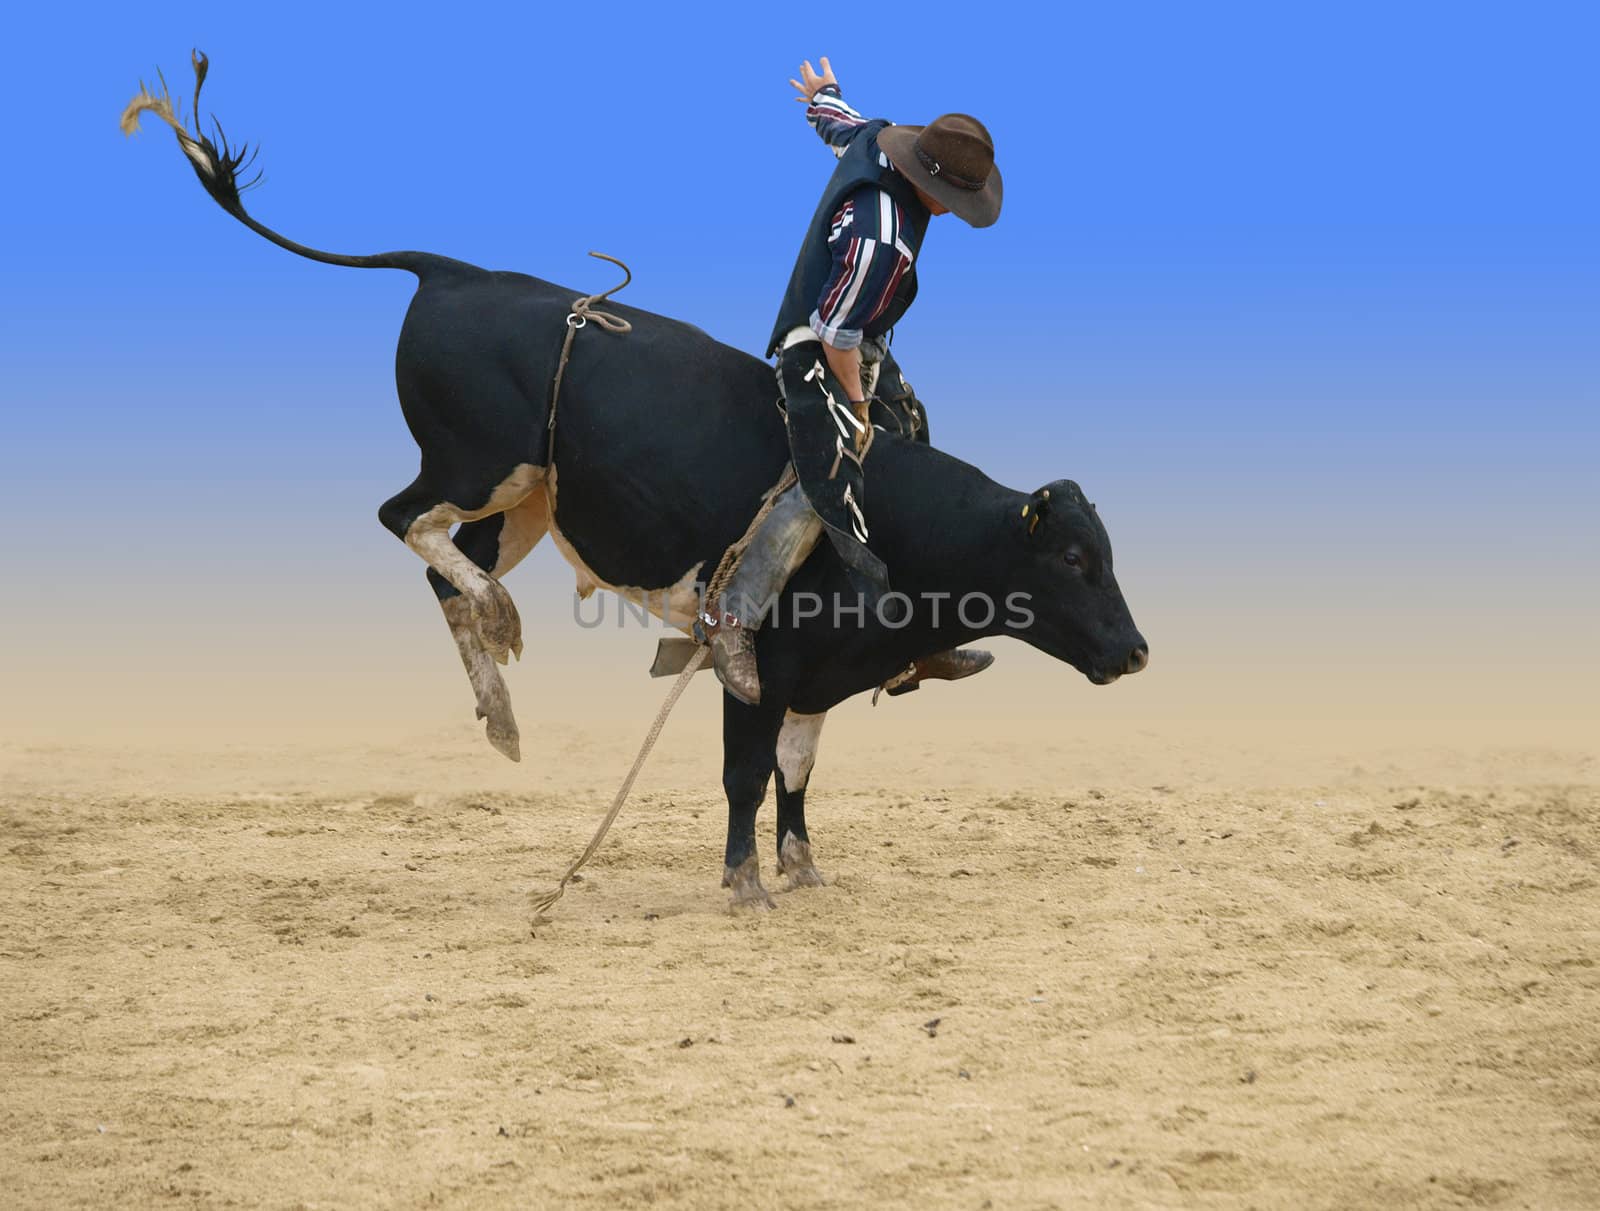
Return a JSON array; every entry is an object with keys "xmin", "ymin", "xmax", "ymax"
[
  {"xmin": 530, "ymin": 255, "xmax": 797, "ymax": 924},
  {"xmin": 546, "ymin": 251, "xmax": 635, "ymax": 459}
]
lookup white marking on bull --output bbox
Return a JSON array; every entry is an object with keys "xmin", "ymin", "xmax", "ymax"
[
  {"xmin": 494, "ymin": 489, "xmax": 550, "ymax": 578},
  {"xmin": 776, "ymin": 710, "xmax": 827, "ymax": 791},
  {"xmin": 542, "ymin": 466, "xmax": 705, "ymax": 631},
  {"xmin": 404, "ymin": 463, "xmax": 544, "ymax": 663}
]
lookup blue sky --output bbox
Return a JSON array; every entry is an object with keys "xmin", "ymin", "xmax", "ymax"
[{"xmin": 1, "ymin": 1, "xmax": 1596, "ymax": 731}]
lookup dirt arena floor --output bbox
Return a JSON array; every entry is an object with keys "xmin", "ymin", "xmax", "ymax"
[{"xmin": 3, "ymin": 720, "xmax": 1597, "ymax": 1209}]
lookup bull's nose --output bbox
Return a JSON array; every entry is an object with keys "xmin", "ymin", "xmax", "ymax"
[{"xmin": 1124, "ymin": 644, "xmax": 1149, "ymax": 675}]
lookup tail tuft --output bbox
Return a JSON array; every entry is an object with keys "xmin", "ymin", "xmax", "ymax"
[
  {"xmin": 120, "ymin": 49, "xmax": 452, "ymax": 277},
  {"xmin": 120, "ymin": 49, "xmax": 260, "ymax": 212}
]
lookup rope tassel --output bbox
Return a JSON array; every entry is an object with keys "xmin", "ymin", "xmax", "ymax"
[{"xmin": 529, "ymin": 645, "xmax": 709, "ymax": 923}]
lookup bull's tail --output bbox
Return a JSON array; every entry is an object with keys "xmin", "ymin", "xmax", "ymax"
[{"xmin": 120, "ymin": 50, "xmax": 457, "ymax": 278}]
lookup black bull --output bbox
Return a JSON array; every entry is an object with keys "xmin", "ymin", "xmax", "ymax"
[{"xmin": 125, "ymin": 60, "xmax": 1147, "ymax": 909}]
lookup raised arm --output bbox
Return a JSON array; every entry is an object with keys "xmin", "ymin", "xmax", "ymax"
[{"xmin": 788, "ymin": 56, "xmax": 871, "ymax": 151}]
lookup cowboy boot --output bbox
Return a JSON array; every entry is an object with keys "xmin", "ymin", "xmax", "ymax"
[
  {"xmin": 884, "ymin": 648, "xmax": 995, "ymax": 697},
  {"xmin": 710, "ymin": 487, "xmax": 823, "ymax": 705}
]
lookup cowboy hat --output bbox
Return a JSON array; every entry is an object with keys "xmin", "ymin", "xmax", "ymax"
[{"xmin": 878, "ymin": 114, "xmax": 1003, "ymax": 228}]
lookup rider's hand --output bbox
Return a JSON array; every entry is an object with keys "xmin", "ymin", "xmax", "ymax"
[{"xmin": 788, "ymin": 57, "xmax": 838, "ymax": 103}]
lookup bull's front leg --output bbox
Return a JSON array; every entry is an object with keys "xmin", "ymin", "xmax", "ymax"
[
  {"xmin": 774, "ymin": 710, "xmax": 828, "ymax": 889},
  {"xmin": 720, "ymin": 694, "xmax": 787, "ymax": 912}
]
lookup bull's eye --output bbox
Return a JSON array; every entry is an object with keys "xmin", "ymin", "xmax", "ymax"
[{"xmin": 1064, "ymin": 550, "xmax": 1082, "ymax": 569}]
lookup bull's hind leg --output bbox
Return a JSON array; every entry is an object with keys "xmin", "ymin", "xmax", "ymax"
[
  {"xmin": 774, "ymin": 711, "xmax": 828, "ymax": 889},
  {"xmin": 432, "ymin": 492, "xmax": 550, "ymax": 761},
  {"xmin": 379, "ymin": 464, "xmax": 542, "ymax": 664}
]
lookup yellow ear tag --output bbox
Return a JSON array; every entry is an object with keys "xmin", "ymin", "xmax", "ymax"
[
  {"xmin": 1020, "ymin": 505, "xmax": 1030, "ymax": 517},
  {"xmin": 1028, "ymin": 514, "xmax": 1041, "ymax": 535}
]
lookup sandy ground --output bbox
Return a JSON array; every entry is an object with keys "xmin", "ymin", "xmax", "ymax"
[{"xmin": 3, "ymin": 719, "xmax": 1598, "ymax": 1209}]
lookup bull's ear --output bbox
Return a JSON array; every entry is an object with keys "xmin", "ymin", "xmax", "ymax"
[{"xmin": 1018, "ymin": 487, "xmax": 1051, "ymax": 537}]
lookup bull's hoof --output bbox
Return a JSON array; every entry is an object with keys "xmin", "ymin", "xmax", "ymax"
[
  {"xmin": 464, "ymin": 663, "xmax": 521, "ymax": 762},
  {"xmin": 778, "ymin": 832, "xmax": 826, "ymax": 890},
  {"xmin": 730, "ymin": 888, "xmax": 775, "ymax": 913},
  {"xmin": 722, "ymin": 855, "xmax": 776, "ymax": 913},
  {"xmin": 472, "ymin": 581, "xmax": 524, "ymax": 665},
  {"xmin": 486, "ymin": 716, "xmax": 521, "ymax": 763}
]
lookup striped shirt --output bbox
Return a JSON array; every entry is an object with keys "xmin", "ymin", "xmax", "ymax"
[{"xmin": 803, "ymin": 87, "xmax": 918, "ymax": 352}]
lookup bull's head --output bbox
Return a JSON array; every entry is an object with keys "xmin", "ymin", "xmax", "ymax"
[{"xmin": 1007, "ymin": 480, "xmax": 1148, "ymax": 684}]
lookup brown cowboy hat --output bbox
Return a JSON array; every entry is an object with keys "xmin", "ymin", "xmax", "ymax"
[{"xmin": 878, "ymin": 114, "xmax": 1003, "ymax": 228}]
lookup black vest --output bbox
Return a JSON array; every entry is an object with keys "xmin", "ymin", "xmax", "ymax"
[{"xmin": 768, "ymin": 121, "xmax": 931, "ymax": 357}]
